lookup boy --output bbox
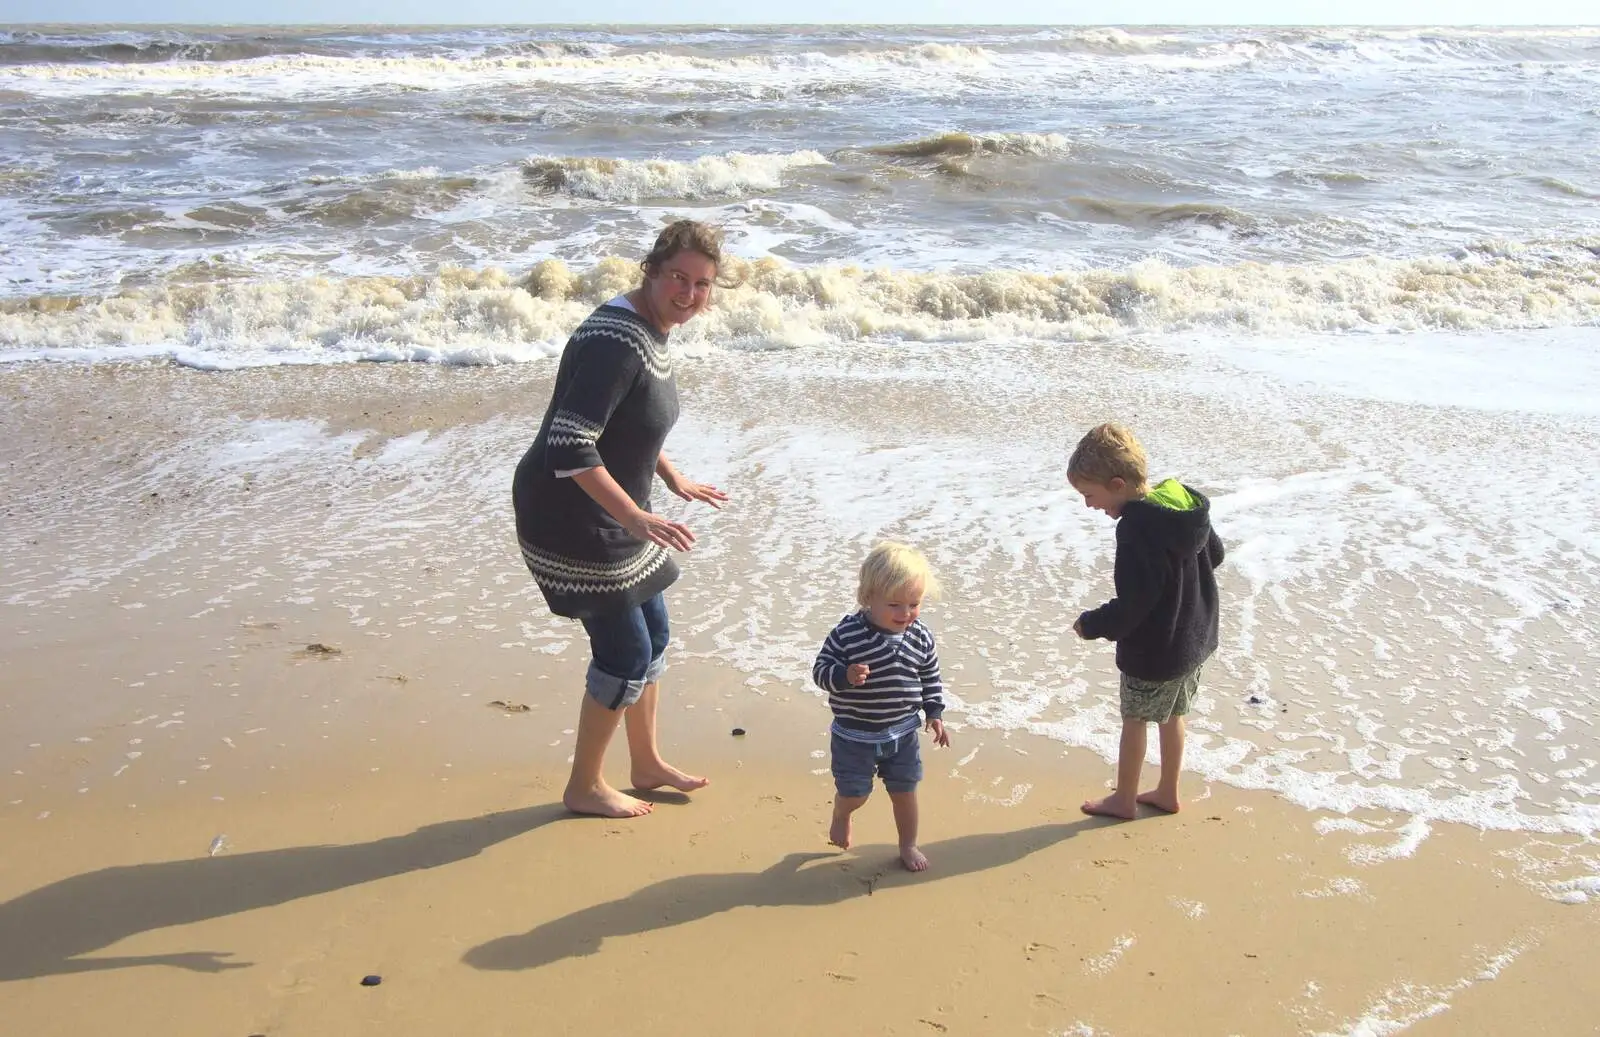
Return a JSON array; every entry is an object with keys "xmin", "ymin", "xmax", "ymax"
[
  {"xmin": 813, "ymin": 542, "xmax": 949, "ymax": 871},
  {"xmin": 1069, "ymin": 423, "xmax": 1224, "ymax": 820}
]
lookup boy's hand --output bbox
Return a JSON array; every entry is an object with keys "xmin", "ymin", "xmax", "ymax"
[
  {"xmin": 1073, "ymin": 618, "xmax": 1087, "ymax": 639},
  {"xmin": 847, "ymin": 663, "xmax": 870, "ymax": 686},
  {"xmin": 925, "ymin": 717, "xmax": 950, "ymax": 747}
]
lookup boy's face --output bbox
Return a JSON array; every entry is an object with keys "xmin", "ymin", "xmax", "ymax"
[
  {"xmin": 1070, "ymin": 474, "xmax": 1135, "ymax": 518},
  {"xmin": 865, "ymin": 580, "xmax": 923, "ymax": 634}
]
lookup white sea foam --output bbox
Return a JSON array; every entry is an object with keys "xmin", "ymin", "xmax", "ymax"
[
  {"xmin": 0, "ymin": 44, "xmax": 1005, "ymax": 97},
  {"xmin": 3, "ymin": 243, "xmax": 1595, "ymax": 366},
  {"xmin": 1316, "ymin": 941, "xmax": 1529, "ymax": 1036},
  {"xmin": 1082, "ymin": 934, "xmax": 1135, "ymax": 976}
]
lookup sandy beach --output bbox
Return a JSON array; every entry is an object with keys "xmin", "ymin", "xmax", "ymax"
[
  {"xmin": 3, "ymin": 655, "xmax": 1597, "ymax": 1036},
  {"xmin": 4, "ymin": 357, "xmax": 1599, "ymax": 1036}
]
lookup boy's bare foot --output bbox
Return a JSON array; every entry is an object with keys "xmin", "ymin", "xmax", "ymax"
[
  {"xmin": 564, "ymin": 781, "xmax": 653, "ymax": 818},
  {"xmin": 1136, "ymin": 790, "xmax": 1181, "ymax": 814},
  {"xmin": 1081, "ymin": 795, "xmax": 1138, "ymax": 820},
  {"xmin": 900, "ymin": 845, "xmax": 929, "ymax": 872},
  {"xmin": 828, "ymin": 812, "xmax": 853, "ymax": 850},
  {"xmin": 630, "ymin": 761, "xmax": 710, "ymax": 793}
]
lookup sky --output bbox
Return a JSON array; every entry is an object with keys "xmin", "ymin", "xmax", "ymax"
[{"xmin": 0, "ymin": 0, "xmax": 1594, "ymax": 24}]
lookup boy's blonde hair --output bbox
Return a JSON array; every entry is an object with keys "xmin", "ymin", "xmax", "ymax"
[
  {"xmin": 856, "ymin": 541, "xmax": 939, "ymax": 607},
  {"xmin": 1068, "ymin": 422, "xmax": 1149, "ymax": 494}
]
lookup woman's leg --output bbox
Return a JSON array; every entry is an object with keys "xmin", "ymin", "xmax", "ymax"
[
  {"xmin": 625, "ymin": 594, "xmax": 709, "ymax": 792},
  {"xmin": 565, "ymin": 604, "xmax": 655, "ymax": 818},
  {"xmin": 565, "ymin": 694, "xmax": 651, "ymax": 818}
]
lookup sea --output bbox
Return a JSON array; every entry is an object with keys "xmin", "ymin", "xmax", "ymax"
[{"xmin": 2, "ymin": 24, "xmax": 1599, "ymax": 898}]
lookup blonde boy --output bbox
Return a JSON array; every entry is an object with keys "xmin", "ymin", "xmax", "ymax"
[
  {"xmin": 1069, "ymin": 424, "xmax": 1225, "ymax": 819},
  {"xmin": 813, "ymin": 542, "xmax": 949, "ymax": 871}
]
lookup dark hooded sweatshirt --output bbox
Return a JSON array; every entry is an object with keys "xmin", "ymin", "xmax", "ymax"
[{"xmin": 1077, "ymin": 479, "xmax": 1225, "ymax": 682}]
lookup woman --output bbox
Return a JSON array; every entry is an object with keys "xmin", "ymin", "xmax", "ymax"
[{"xmin": 513, "ymin": 220, "xmax": 730, "ymax": 819}]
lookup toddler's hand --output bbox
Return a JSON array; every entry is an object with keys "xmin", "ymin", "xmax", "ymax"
[
  {"xmin": 926, "ymin": 717, "xmax": 950, "ymax": 747},
  {"xmin": 1073, "ymin": 618, "xmax": 1087, "ymax": 639},
  {"xmin": 847, "ymin": 663, "xmax": 870, "ymax": 686}
]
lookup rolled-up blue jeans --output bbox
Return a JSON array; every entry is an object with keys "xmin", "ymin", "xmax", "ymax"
[{"xmin": 579, "ymin": 593, "xmax": 669, "ymax": 711}]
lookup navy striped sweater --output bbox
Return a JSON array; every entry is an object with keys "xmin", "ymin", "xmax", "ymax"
[{"xmin": 813, "ymin": 612, "xmax": 944, "ymax": 735}]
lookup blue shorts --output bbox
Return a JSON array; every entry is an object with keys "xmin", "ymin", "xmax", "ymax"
[
  {"xmin": 830, "ymin": 730, "xmax": 922, "ymax": 798},
  {"xmin": 579, "ymin": 593, "xmax": 668, "ymax": 711}
]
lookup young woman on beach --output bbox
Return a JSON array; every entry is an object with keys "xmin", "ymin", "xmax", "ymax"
[{"xmin": 512, "ymin": 220, "xmax": 731, "ymax": 819}]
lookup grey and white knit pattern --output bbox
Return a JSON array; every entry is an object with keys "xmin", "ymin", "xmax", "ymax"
[
  {"xmin": 547, "ymin": 409, "xmax": 604, "ymax": 451},
  {"xmin": 512, "ymin": 302, "xmax": 683, "ymax": 620},
  {"xmin": 518, "ymin": 538, "xmax": 673, "ymax": 597},
  {"xmin": 576, "ymin": 312, "xmax": 673, "ymax": 380}
]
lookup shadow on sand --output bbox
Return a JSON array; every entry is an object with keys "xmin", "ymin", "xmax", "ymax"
[
  {"xmin": 0, "ymin": 802, "xmax": 566, "ymax": 981},
  {"xmin": 464, "ymin": 818, "xmax": 1101, "ymax": 971}
]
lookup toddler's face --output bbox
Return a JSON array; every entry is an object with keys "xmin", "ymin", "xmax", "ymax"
[
  {"xmin": 1070, "ymin": 474, "xmax": 1135, "ymax": 518},
  {"xmin": 865, "ymin": 580, "xmax": 924, "ymax": 633}
]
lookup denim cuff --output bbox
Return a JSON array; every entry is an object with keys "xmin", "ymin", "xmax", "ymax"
[
  {"xmin": 585, "ymin": 661, "xmax": 647, "ymax": 711},
  {"xmin": 644, "ymin": 649, "xmax": 667, "ymax": 684}
]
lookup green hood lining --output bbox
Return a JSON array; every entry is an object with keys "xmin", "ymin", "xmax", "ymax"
[{"xmin": 1145, "ymin": 478, "xmax": 1198, "ymax": 512}]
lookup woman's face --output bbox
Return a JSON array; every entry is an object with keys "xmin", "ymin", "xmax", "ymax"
[{"xmin": 642, "ymin": 250, "xmax": 717, "ymax": 331}]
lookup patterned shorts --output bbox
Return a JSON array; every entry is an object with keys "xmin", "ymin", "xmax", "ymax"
[{"xmin": 1120, "ymin": 666, "xmax": 1203, "ymax": 724}]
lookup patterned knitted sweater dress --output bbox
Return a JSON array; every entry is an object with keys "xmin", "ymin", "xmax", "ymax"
[{"xmin": 512, "ymin": 302, "xmax": 679, "ymax": 619}]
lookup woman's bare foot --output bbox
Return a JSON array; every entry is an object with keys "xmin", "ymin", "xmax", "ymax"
[
  {"xmin": 1136, "ymin": 790, "xmax": 1181, "ymax": 813},
  {"xmin": 900, "ymin": 845, "xmax": 929, "ymax": 872},
  {"xmin": 1081, "ymin": 794, "xmax": 1138, "ymax": 820},
  {"xmin": 629, "ymin": 761, "xmax": 710, "ymax": 793},
  {"xmin": 828, "ymin": 811, "xmax": 853, "ymax": 850},
  {"xmin": 564, "ymin": 781, "xmax": 653, "ymax": 818}
]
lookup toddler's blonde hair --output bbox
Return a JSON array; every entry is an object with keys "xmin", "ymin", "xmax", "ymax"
[
  {"xmin": 856, "ymin": 541, "xmax": 939, "ymax": 608},
  {"xmin": 1068, "ymin": 422, "xmax": 1149, "ymax": 494}
]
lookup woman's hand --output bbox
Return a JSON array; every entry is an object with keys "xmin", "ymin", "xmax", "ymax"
[
  {"xmin": 659, "ymin": 473, "xmax": 729, "ymax": 508},
  {"xmin": 658, "ymin": 453, "xmax": 728, "ymax": 509},
  {"xmin": 626, "ymin": 510, "xmax": 697, "ymax": 552},
  {"xmin": 668, "ymin": 477, "xmax": 729, "ymax": 509}
]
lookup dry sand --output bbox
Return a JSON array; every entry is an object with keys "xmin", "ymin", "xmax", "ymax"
[{"xmin": 3, "ymin": 621, "xmax": 1596, "ymax": 1036}]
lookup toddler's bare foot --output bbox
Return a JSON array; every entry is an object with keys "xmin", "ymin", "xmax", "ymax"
[
  {"xmin": 900, "ymin": 845, "xmax": 929, "ymax": 872},
  {"xmin": 1081, "ymin": 794, "xmax": 1138, "ymax": 820},
  {"xmin": 1136, "ymin": 790, "xmax": 1181, "ymax": 814},
  {"xmin": 828, "ymin": 811, "xmax": 853, "ymax": 850},
  {"xmin": 564, "ymin": 781, "xmax": 653, "ymax": 818},
  {"xmin": 630, "ymin": 761, "xmax": 710, "ymax": 793}
]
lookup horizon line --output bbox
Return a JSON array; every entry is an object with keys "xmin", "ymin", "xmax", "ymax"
[{"xmin": 4, "ymin": 20, "xmax": 1597, "ymax": 29}]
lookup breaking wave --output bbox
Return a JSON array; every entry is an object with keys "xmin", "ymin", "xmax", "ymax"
[
  {"xmin": 522, "ymin": 150, "xmax": 831, "ymax": 202},
  {"xmin": 2, "ymin": 239, "xmax": 1596, "ymax": 368}
]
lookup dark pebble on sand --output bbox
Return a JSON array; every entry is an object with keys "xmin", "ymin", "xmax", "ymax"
[
  {"xmin": 731, "ymin": 727, "xmax": 746, "ymax": 737},
  {"xmin": 1248, "ymin": 695, "xmax": 1264, "ymax": 704},
  {"xmin": 360, "ymin": 975, "xmax": 382, "ymax": 987}
]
